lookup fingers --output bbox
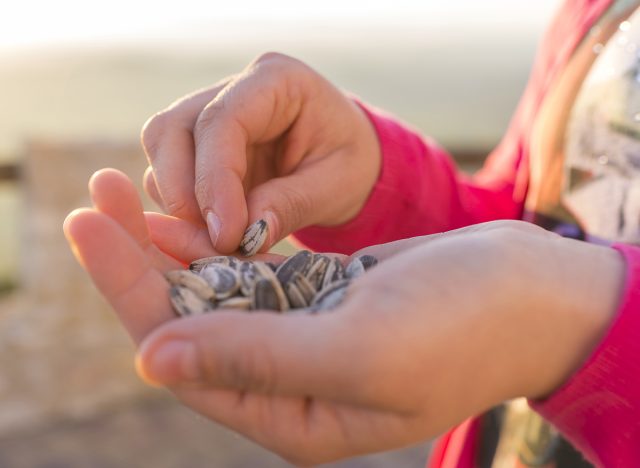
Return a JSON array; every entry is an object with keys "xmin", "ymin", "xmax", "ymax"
[
  {"xmin": 145, "ymin": 212, "xmax": 286, "ymax": 264},
  {"xmin": 174, "ymin": 387, "xmax": 413, "ymax": 466},
  {"xmin": 63, "ymin": 209, "xmax": 174, "ymax": 344},
  {"xmin": 352, "ymin": 220, "xmax": 552, "ymax": 262},
  {"xmin": 143, "ymin": 165, "xmax": 165, "ymax": 211},
  {"xmin": 89, "ymin": 168, "xmax": 151, "ymax": 248},
  {"xmin": 245, "ymin": 157, "xmax": 345, "ymax": 248},
  {"xmin": 144, "ymin": 212, "xmax": 217, "ymax": 263},
  {"xmin": 141, "ymin": 79, "xmax": 232, "ymax": 223},
  {"xmin": 89, "ymin": 168, "xmax": 180, "ymax": 272},
  {"xmin": 136, "ymin": 310, "xmax": 372, "ymax": 403},
  {"xmin": 193, "ymin": 54, "xmax": 311, "ymax": 253}
]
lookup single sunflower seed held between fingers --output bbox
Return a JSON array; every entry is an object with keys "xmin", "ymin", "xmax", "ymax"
[{"xmin": 240, "ymin": 219, "xmax": 269, "ymax": 257}]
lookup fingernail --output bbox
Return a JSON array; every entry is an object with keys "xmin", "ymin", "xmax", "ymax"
[
  {"xmin": 206, "ymin": 211, "xmax": 221, "ymax": 248},
  {"xmin": 137, "ymin": 340, "xmax": 200, "ymax": 386}
]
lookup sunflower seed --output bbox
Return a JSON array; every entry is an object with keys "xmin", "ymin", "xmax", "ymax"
[
  {"xmin": 169, "ymin": 286, "xmax": 214, "ymax": 317},
  {"xmin": 252, "ymin": 278, "xmax": 289, "ymax": 312},
  {"xmin": 322, "ymin": 257, "xmax": 345, "ymax": 290},
  {"xmin": 291, "ymin": 271, "xmax": 316, "ymax": 304},
  {"xmin": 239, "ymin": 262, "xmax": 258, "ymax": 296},
  {"xmin": 310, "ymin": 279, "xmax": 351, "ymax": 312},
  {"xmin": 254, "ymin": 261, "xmax": 279, "ymax": 283},
  {"xmin": 358, "ymin": 255, "xmax": 378, "ymax": 270},
  {"xmin": 165, "ymin": 270, "xmax": 216, "ymax": 301},
  {"xmin": 345, "ymin": 257, "xmax": 366, "ymax": 279},
  {"xmin": 305, "ymin": 254, "xmax": 331, "ymax": 290},
  {"xmin": 200, "ymin": 264, "xmax": 240, "ymax": 299},
  {"xmin": 189, "ymin": 255, "xmax": 240, "ymax": 273},
  {"xmin": 171, "ymin": 251, "xmax": 376, "ymax": 316},
  {"xmin": 240, "ymin": 219, "xmax": 268, "ymax": 257},
  {"xmin": 285, "ymin": 281, "xmax": 308, "ymax": 308},
  {"xmin": 218, "ymin": 296, "xmax": 252, "ymax": 310},
  {"xmin": 276, "ymin": 250, "xmax": 313, "ymax": 285}
]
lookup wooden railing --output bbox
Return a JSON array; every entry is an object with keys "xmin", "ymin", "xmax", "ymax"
[
  {"xmin": 0, "ymin": 162, "xmax": 20, "ymax": 182},
  {"xmin": 0, "ymin": 148, "xmax": 489, "ymax": 185}
]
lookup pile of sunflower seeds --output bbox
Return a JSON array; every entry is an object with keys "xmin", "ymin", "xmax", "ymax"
[
  {"xmin": 166, "ymin": 251, "xmax": 377, "ymax": 317},
  {"xmin": 166, "ymin": 218, "xmax": 377, "ymax": 317}
]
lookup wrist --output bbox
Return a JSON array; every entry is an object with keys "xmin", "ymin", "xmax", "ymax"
[
  {"xmin": 522, "ymin": 240, "xmax": 625, "ymax": 399},
  {"xmin": 322, "ymin": 98, "xmax": 382, "ymax": 227}
]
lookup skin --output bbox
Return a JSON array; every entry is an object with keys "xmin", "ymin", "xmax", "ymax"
[
  {"xmin": 139, "ymin": 52, "xmax": 381, "ymax": 254},
  {"xmin": 64, "ymin": 169, "xmax": 624, "ymax": 466}
]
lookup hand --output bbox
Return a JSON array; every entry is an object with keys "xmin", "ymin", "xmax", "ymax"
[
  {"xmin": 64, "ymin": 171, "xmax": 624, "ymax": 466},
  {"xmin": 141, "ymin": 52, "xmax": 381, "ymax": 254}
]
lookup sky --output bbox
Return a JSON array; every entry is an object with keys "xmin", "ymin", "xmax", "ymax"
[{"xmin": 1, "ymin": 0, "xmax": 560, "ymax": 51}]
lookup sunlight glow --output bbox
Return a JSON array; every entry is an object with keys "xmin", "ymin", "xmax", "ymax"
[{"xmin": 1, "ymin": 0, "xmax": 559, "ymax": 51}]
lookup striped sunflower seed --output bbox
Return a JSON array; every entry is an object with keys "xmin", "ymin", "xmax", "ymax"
[
  {"xmin": 345, "ymin": 257, "xmax": 366, "ymax": 279},
  {"xmin": 240, "ymin": 219, "xmax": 268, "ymax": 257},
  {"xmin": 285, "ymin": 282, "xmax": 308, "ymax": 309},
  {"xmin": 169, "ymin": 286, "xmax": 214, "ymax": 317},
  {"xmin": 357, "ymin": 254, "xmax": 378, "ymax": 270},
  {"xmin": 189, "ymin": 255, "xmax": 240, "ymax": 273},
  {"xmin": 310, "ymin": 279, "xmax": 351, "ymax": 312},
  {"xmin": 276, "ymin": 250, "xmax": 313, "ymax": 285},
  {"xmin": 252, "ymin": 277, "xmax": 289, "ymax": 312},
  {"xmin": 218, "ymin": 296, "xmax": 252, "ymax": 310},
  {"xmin": 165, "ymin": 270, "xmax": 215, "ymax": 301},
  {"xmin": 291, "ymin": 271, "xmax": 316, "ymax": 304},
  {"xmin": 305, "ymin": 254, "xmax": 331, "ymax": 290},
  {"xmin": 239, "ymin": 262, "xmax": 258, "ymax": 296},
  {"xmin": 200, "ymin": 264, "xmax": 240, "ymax": 299},
  {"xmin": 321, "ymin": 257, "xmax": 345, "ymax": 290}
]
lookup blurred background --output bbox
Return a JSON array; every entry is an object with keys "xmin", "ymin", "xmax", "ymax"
[{"xmin": 0, "ymin": 1, "xmax": 557, "ymax": 466}]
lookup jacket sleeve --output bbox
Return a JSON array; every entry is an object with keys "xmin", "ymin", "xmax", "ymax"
[
  {"xmin": 529, "ymin": 243, "xmax": 640, "ymax": 467},
  {"xmin": 292, "ymin": 102, "xmax": 524, "ymax": 255}
]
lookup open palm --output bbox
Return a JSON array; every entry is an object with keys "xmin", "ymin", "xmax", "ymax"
[
  {"xmin": 64, "ymin": 169, "xmax": 622, "ymax": 466},
  {"xmin": 64, "ymin": 169, "xmax": 433, "ymax": 465}
]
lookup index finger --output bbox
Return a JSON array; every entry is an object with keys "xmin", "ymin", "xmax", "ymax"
[
  {"xmin": 193, "ymin": 54, "xmax": 309, "ymax": 253},
  {"xmin": 141, "ymin": 79, "xmax": 232, "ymax": 223}
]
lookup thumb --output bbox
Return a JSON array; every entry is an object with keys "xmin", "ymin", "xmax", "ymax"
[
  {"xmin": 136, "ymin": 310, "xmax": 368, "ymax": 401},
  {"xmin": 246, "ymin": 160, "xmax": 358, "ymax": 251}
]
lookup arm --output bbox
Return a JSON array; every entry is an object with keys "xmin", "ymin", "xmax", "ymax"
[
  {"xmin": 66, "ymin": 169, "xmax": 628, "ymax": 467},
  {"xmin": 529, "ymin": 243, "xmax": 640, "ymax": 466},
  {"xmin": 294, "ymin": 103, "xmax": 523, "ymax": 254}
]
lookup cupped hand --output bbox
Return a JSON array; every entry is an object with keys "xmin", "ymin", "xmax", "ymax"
[
  {"xmin": 63, "ymin": 168, "xmax": 284, "ymax": 343},
  {"xmin": 64, "ymin": 170, "xmax": 624, "ymax": 466},
  {"xmin": 141, "ymin": 52, "xmax": 381, "ymax": 254}
]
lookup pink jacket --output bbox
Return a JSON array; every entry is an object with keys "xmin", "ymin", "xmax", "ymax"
[{"xmin": 294, "ymin": 0, "xmax": 640, "ymax": 466}]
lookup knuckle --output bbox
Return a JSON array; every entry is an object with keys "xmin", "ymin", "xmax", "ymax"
[
  {"xmin": 254, "ymin": 51, "xmax": 292, "ymax": 66},
  {"xmin": 142, "ymin": 166, "xmax": 154, "ymax": 187},
  {"xmin": 484, "ymin": 219, "xmax": 548, "ymax": 236},
  {"xmin": 193, "ymin": 102, "xmax": 224, "ymax": 140},
  {"xmin": 140, "ymin": 112, "xmax": 169, "ymax": 159},
  {"xmin": 487, "ymin": 221, "xmax": 543, "ymax": 242},
  {"xmin": 277, "ymin": 186, "xmax": 314, "ymax": 232},
  {"xmin": 252, "ymin": 52, "xmax": 308, "ymax": 79},
  {"xmin": 490, "ymin": 219, "xmax": 530, "ymax": 231},
  {"xmin": 193, "ymin": 170, "xmax": 216, "ymax": 209},
  {"xmin": 164, "ymin": 196, "xmax": 189, "ymax": 218}
]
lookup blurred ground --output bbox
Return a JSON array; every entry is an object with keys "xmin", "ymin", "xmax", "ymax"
[{"xmin": 0, "ymin": 394, "xmax": 431, "ymax": 468}]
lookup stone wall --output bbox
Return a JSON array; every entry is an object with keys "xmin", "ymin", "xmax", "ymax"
[{"xmin": 0, "ymin": 140, "xmax": 154, "ymax": 435}]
